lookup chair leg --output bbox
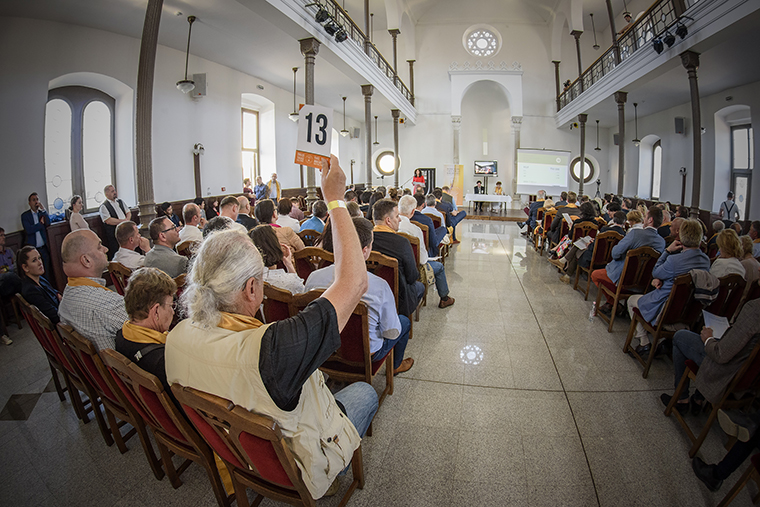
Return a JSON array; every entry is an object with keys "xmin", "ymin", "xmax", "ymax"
[
  {"xmin": 664, "ymin": 368, "xmax": 691, "ymax": 417},
  {"xmin": 201, "ymin": 450, "xmax": 234, "ymax": 507},
  {"xmin": 105, "ymin": 408, "xmax": 129, "ymax": 453},
  {"xmin": 133, "ymin": 419, "xmax": 166, "ymax": 480},
  {"xmin": 642, "ymin": 332, "xmax": 660, "ymax": 379},
  {"xmin": 584, "ymin": 270, "xmax": 593, "ymax": 301},
  {"xmin": 157, "ymin": 441, "xmax": 182, "ymax": 488},
  {"xmin": 607, "ymin": 295, "xmax": 619, "ymax": 332},
  {"xmin": 10, "ymin": 298, "xmax": 21, "ymax": 329},
  {"xmin": 690, "ymin": 406, "xmax": 721, "ymax": 458},
  {"xmin": 48, "ymin": 362, "xmax": 67, "ymax": 402},
  {"xmin": 573, "ymin": 266, "xmax": 580, "ymax": 291},
  {"xmin": 717, "ymin": 462, "xmax": 756, "ymax": 507},
  {"xmin": 623, "ymin": 315, "xmax": 638, "ymax": 355},
  {"xmin": 87, "ymin": 393, "xmax": 115, "ymax": 448}
]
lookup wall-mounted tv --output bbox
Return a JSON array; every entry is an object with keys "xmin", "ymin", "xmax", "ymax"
[{"xmin": 474, "ymin": 160, "xmax": 498, "ymax": 177}]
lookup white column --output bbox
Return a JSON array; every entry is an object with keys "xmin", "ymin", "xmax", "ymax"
[
  {"xmin": 511, "ymin": 116, "xmax": 523, "ymax": 198},
  {"xmin": 452, "ymin": 115, "xmax": 462, "ymax": 165}
]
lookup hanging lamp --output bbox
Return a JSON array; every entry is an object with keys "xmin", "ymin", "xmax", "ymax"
[
  {"xmin": 373, "ymin": 115, "xmax": 379, "ymax": 145},
  {"xmin": 590, "ymin": 13, "xmax": 600, "ymax": 50},
  {"xmin": 176, "ymin": 16, "xmax": 196, "ymax": 93},
  {"xmin": 632, "ymin": 103, "xmax": 641, "ymax": 146},
  {"xmin": 340, "ymin": 96, "xmax": 350, "ymax": 137},
  {"xmin": 289, "ymin": 67, "xmax": 299, "ymax": 122},
  {"xmin": 595, "ymin": 119, "xmax": 601, "ymax": 151}
]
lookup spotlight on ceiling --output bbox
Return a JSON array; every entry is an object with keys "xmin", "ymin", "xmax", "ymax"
[
  {"xmin": 663, "ymin": 31, "xmax": 676, "ymax": 48},
  {"xmin": 652, "ymin": 37, "xmax": 664, "ymax": 54},
  {"xmin": 675, "ymin": 23, "xmax": 688, "ymax": 39},
  {"xmin": 324, "ymin": 20, "xmax": 339, "ymax": 36},
  {"xmin": 315, "ymin": 7, "xmax": 330, "ymax": 24},
  {"xmin": 334, "ymin": 28, "xmax": 348, "ymax": 43}
]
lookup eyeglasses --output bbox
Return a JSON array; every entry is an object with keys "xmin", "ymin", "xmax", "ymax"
[{"xmin": 161, "ymin": 224, "xmax": 178, "ymax": 233}]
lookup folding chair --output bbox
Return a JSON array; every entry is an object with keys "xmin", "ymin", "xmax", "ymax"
[
  {"xmin": 101, "ymin": 349, "xmax": 234, "ymax": 507},
  {"xmin": 397, "ymin": 231, "xmax": 427, "ymax": 321},
  {"xmin": 705, "ymin": 274, "xmax": 747, "ymax": 321},
  {"xmin": 292, "ymin": 247, "xmax": 333, "ymax": 281},
  {"xmin": 716, "ymin": 453, "xmax": 760, "ymax": 507},
  {"xmin": 594, "ymin": 246, "xmax": 659, "ymax": 332},
  {"xmin": 623, "ymin": 274, "xmax": 702, "ymax": 378},
  {"xmin": 108, "ymin": 262, "xmax": 132, "ymax": 296},
  {"xmin": 297, "ymin": 229, "xmax": 321, "ymax": 247},
  {"xmin": 574, "ymin": 231, "xmax": 623, "ymax": 300},
  {"xmin": 172, "ymin": 384, "xmax": 365, "ymax": 507},
  {"xmin": 176, "ymin": 240, "xmax": 198, "ymax": 258}
]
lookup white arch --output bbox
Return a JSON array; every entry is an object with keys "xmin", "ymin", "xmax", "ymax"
[
  {"xmin": 450, "ymin": 73, "xmax": 522, "ymax": 117},
  {"xmin": 550, "ymin": 10, "xmax": 569, "ymax": 62},
  {"xmin": 400, "ymin": 12, "xmax": 416, "ymax": 64},
  {"xmin": 242, "ymin": 93, "xmax": 277, "ymax": 178},
  {"xmin": 637, "ymin": 134, "xmax": 660, "ymax": 199},
  {"xmin": 713, "ymin": 104, "xmax": 751, "ymax": 211},
  {"xmin": 384, "ymin": 0, "xmax": 402, "ymax": 30}
]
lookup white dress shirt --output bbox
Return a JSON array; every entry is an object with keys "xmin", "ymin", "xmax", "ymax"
[
  {"xmin": 113, "ymin": 247, "xmax": 145, "ymax": 270},
  {"xmin": 276, "ymin": 214, "xmax": 301, "ymax": 233},
  {"xmin": 398, "ymin": 215, "xmax": 428, "ymax": 264},
  {"xmin": 179, "ymin": 224, "xmax": 203, "ymax": 243}
]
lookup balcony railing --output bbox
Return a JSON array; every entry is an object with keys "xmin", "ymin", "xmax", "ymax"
[
  {"xmin": 557, "ymin": 0, "xmax": 695, "ymax": 111},
  {"xmin": 305, "ymin": 0, "xmax": 414, "ymax": 104}
]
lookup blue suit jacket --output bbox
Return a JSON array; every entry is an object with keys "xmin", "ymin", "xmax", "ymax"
[
  {"xmin": 528, "ymin": 200, "xmax": 545, "ymax": 228},
  {"xmin": 412, "ymin": 210, "xmax": 446, "ymax": 258},
  {"xmin": 637, "ymin": 249, "xmax": 711, "ymax": 323},
  {"xmin": 300, "ymin": 216, "xmax": 325, "ymax": 234},
  {"xmin": 605, "ymin": 227, "xmax": 666, "ymax": 283},
  {"xmin": 21, "ymin": 209, "xmax": 49, "ymax": 247}
]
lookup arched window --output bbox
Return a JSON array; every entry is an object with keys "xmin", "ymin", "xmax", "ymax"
[
  {"xmin": 376, "ymin": 151, "xmax": 397, "ymax": 177},
  {"xmin": 241, "ymin": 108, "xmax": 259, "ymax": 182},
  {"xmin": 651, "ymin": 140, "xmax": 662, "ymax": 200},
  {"xmin": 569, "ymin": 157, "xmax": 595, "ymax": 184},
  {"xmin": 731, "ymin": 124, "xmax": 754, "ymax": 220},
  {"xmin": 44, "ymin": 86, "xmax": 115, "ymax": 214}
]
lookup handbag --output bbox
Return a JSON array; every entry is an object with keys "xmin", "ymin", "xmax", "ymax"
[{"xmin": 552, "ymin": 235, "xmax": 572, "ymax": 257}]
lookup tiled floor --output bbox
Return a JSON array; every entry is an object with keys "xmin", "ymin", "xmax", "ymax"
[{"xmin": 0, "ymin": 220, "xmax": 755, "ymax": 506}]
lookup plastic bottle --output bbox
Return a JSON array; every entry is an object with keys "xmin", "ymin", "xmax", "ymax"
[{"xmin": 588, "ymin": 302, "xmax": 597, "ymax": 322}]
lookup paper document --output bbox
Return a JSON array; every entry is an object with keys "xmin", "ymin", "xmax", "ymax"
[
  {"xmin": 563, "ymin": 213, "xmax": 574, "ymax": 228},
  {"xmin": 573, "ymin": 236, "xmax": 593, "ymax": 250},
  {"xmin": 703, "ymin": 310, "xmax": 730, "ymax": 339}
]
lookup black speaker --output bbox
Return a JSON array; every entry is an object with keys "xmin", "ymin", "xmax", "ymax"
[
  {"xmin": 675, "ymin": 117, "xmax": 685, "ymax": 134},
  {"xmin": 613, "ymin": 133, "xmax": 619, "ymax": 146}
]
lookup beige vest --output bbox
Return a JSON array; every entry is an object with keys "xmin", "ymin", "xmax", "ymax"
[{"xmin": 165, "ymin": 319, "xmax": 361, "ymax": 499}]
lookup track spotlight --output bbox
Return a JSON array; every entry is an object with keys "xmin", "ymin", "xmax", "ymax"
[
  {"xmin": 315, "ymin": 7, "xmax": 330, "ymax": 23},
  {"xmin": 652, "ymin": 37, "xmax": 663, "ymax": 54},
  {"xmin": 334, "ymin": 28, "xmax": 348, "ymax": 43},
  {"xmin": 663, "ymin": 31, "xmax": 676, "ymax": 47},
  {"xmin": 324, "ymin": 20, "xmax": 339, "ymax": 36},
  {"xmin": 675, "ymin": 23, "xmax": 688, "ymax": 39}
]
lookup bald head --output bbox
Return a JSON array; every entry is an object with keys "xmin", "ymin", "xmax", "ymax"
[
  {"xmin": 61, "ymin": 230, "xmax": 109, "ymax": 277},
  {"xmin": 236, "ymin": 195, "xmax": 251, "ymax": 214},
  {"xmin": 670, "ymin": 217, "xmax": 685, "ymax": 237}
]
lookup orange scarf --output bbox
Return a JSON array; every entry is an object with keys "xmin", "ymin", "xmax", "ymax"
[
  {"xmin": 121, "ymin": 321, "xmax": 167, "ymax": 345},
  {"xmin": 67, "ymin": 277, "xmax": 112, "ymax": 292},
  {"xmin": 217, "ymin": 311, "xmax": 263, "ymax": 332},
  {"xmin": 373, "ymin": 224, "xmax": 396, "ymax": 234}
]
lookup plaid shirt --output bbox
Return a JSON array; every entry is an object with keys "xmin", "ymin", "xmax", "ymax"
[{"xmin": 58, "ymin": 277, "xmax": 127, "ymax": 351}]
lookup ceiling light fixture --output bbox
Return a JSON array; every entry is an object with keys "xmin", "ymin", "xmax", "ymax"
[
  {"xmin": 632, "ymin": 102, "xmax": 641, "ymax": 147},
  {"xmin": 289, "ymin": 67, "xmax": 299, "ymax": 122},
  {"xmin": 340, "ymin": 96, "xmax": 349, "ymax": 137},
  {"xmin": 595, "ymin": 119, "xmax": 601, "ymax": 151},
  {"xmin": 176, "ymin": 16, "xmax": 196, "ymax": 94},
  {"xmin": 373, "ymin": 115, "xmax": 379, "ymax": 145},
  {"xmin": 652, "ymin": 37, "xmax": 664, "ymax": 54},
  {"xmin": 663, "ymin": 31, "xmax": 676, "ymax": 48},
  {"xmin": 590, "ymin": 13, "xmax": 600, "ymax": 50}
]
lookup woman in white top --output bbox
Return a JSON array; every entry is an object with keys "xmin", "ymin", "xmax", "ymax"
[
  {"xmin": 249, "ymin": 225, "xmax": 305, "ymax": 294},
  {"xmin": 68, "ymin": 195, "xmax": 90, "ymax": 231},
  {"xmin": 711, "ymin": 229, "xmax": 746, "ymax": 279}
]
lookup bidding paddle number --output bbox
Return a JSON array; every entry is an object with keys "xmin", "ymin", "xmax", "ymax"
[{"xmin": 295, "ymin": 104, "xmax": 333, "ymax": 169}]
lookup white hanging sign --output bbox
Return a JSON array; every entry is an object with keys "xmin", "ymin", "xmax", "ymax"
[{"xmin": 295, "ymin": 104, "xmax": 333, "ymax": 169}]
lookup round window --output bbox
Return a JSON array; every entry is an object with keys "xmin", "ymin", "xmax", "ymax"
[
  {"xmin": 570, "ymin": 157, "xmax": 595, "ymax": 184},
  {"xmin": 463, "ymin": 25, "xmax": 502, "ymax": 58},
  {"xmin": 375, "ymin": 151, "xmax": 397, "ymax": 176}
]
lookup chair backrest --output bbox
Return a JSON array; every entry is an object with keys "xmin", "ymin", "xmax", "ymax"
[
  {"xmin": 617, "ymin": 246, "xmax": 660, "ymax": 295},
  {"xmin": 366, "ymin": 251, "xmax": 399, "ymax": 309},
  {"xmin": 397, "ymin": 232, "xmax": 421, "ymax": 266},
  {"xmin": 571, "ymin": 222, "xmax": 598, "ymax": 243},
  {"xmin": 424, "ymin": 213, "xmax": 442, "ymax": 230},
  {"xmin": 542, "ymin": 211, "xmax": 556, "ymax": 236},
  {"xmin": 171, "ymin": 384, "xmax": 314, "ymax": 503},
  {"xmin": 656, "ymin": 274, "xmax": 701, "ymax": 328},
  {"xmin": 298, "ymin": 229, "xmax": 321, "ymax": 247},
  {"xmin": 559, "ymin": 220, "xmax": 570, "ymax": 241},
  {"xmin": 706, "ymin": 273, "xmax": 747, "ymax": 319},
  {"xmin": 536, "ymin": 207, "xmax": 545, "ymax": 223},
  {"xmin": 108, "ymin": 262, "xmax": 132, "ymax": 296},
  {"xmin": 15, "ymin": 294, "xmax": 72, "ymax": 371},
  {"xmin": 262, "ymin": 283, "xmax": 297, "ymax": 324},
  {"xmin": 292, "ymin": 247, "xmax": 334, "ymax": 281},
  {"xmin": 410, "ymin": 220, "xmax": 430, "ymax": 251},
  {"xmin": 589, "ymin": 231, "xmax": 624, "ymax": 270},
  {"xmin": 176, "ymin": 240, "xmax": 197, "ymax": 258}
]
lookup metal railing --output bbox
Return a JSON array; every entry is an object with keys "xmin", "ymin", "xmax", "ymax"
[
  {"xmin": 304, "ymin": 0, "xmax": 414, "ymax": 104},
  {"xmin": 558, "ymin": 0, "xmax": 688, "ymax": 111}
]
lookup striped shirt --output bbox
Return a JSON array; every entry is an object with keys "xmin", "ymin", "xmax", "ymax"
[{"xmin": 58, "ymin": 277, "xmax": 128, "ymax": 351}]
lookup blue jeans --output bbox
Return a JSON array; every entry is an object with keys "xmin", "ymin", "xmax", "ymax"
[
  {"xmin": 449, "ymin": 211, "xmax": 466, "ymax": 240},
  {"xmin": 371, "ymin": 315, "xmax": 411, "ymax": 370},
  {"xmin": 333, "ymin": 382, "xmax": 378, "ymax": 439},
  {"xmin": 672, "ymin": 329, "xmax": 706, "ymax": 400},
  {"xmin": 427, "ymin": 261, "xmax": 448, "ymax": 298}
]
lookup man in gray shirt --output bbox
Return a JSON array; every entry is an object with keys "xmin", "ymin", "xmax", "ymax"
[{"xmin": 144, "ymin": 217, "xmax": 188, "ymax": 278}]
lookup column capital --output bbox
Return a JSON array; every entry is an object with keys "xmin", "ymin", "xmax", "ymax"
[
  {"xmin": 361, "ymin": 84, "xmax": 374, "ymax": 97},
  {"xmin": 451, "ymin": 115, "xmax": 461, "ymax": 130},
  {"xmin": 578, "ymin": 113, "xmax": 588, "ymax": 124},
  {"xmin": 614, "ymin": 91, "xmax": 628, "ymax": 104},
  {"xmin": 391, "ymin": 109, "xmax": 400, "ymax": 119},
  {"xmin": 511, "ymin": 116, "xmax": 523, "ymax": 132},
  {"xmin": 299, "ymin": 37, "xmax": 320, "ymax": 57},
  {"xmin": 388, "ymin": 28, "xmax": 401, "ymax": 37},
  {"xmin": 406, "ymin": 59, "xmax": 416, "ymax": 64},
  {"xmin": 570, "ymin": 30, "xmax": 583, "ymax": 40},
  {"xmin": 680, "ymin": 50, "xmax": 700, "ymax": 71}
]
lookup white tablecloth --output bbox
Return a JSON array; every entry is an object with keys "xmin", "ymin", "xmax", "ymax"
[{"xmin": 464, "ymin": 194, "xmax": 513, "ymax": 204}]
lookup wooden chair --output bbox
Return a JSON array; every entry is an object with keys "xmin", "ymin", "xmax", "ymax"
[
  {"xmin": 57, "ymin": 324, "xmax": 165, "ymax": 481},
  {"xmin": 424, "ymin": 213, "xmax": 450, "ymax": 262},
  {"xmin": 704, "ymin": 274, "xmax": 747, "ymax": 321},
  {"xmin": 292, "ymin": 247, "xmax": 333, "ymax": 281},
  {"xmin": 665, "ymin": 334, "xmax": 760, "ymax": 458},
  {"xmin": 623, "ymin": 274, "xmax": 702, "ymax": 378},
  {"xmin": 531, "ymin": 207, "xmax": 545, "ymax": 241},
  {"xmin": 262, "ymin": 283, "xmax": 299, "ymax": 324},
  {"xmin": 108, "ymin": 262, "xmax": 132, "ymax": 296},
  {"xmin": 536, "ymin": 211, "xmax": 556, "ymax": 255},
  {"xmin": 716, "ymin": 453, "xmax": 760, "ymax": 507},
  {"xmin": 100, "ymin": 349, "xmax": 234, "ymax": 507},
  {"xmin": 397, "ymin": 231, "xmax": 427, "ymax": 321},
  {"xmin": 176, "ymin": 240, "xmax": 198, "ymax": 258},
  {"xmin": 171, "ymin": 384, "xmax": 365, "ymax": 507},
  {"xmin": 570, "ymin": 222, "xmax": 598, "ymax": 243},
  {"xmin": 411, "ymin": 220, "xmax": 430, "ymax": 255},
  {"xmin": 366, "ymin": 251, "xmax": 399, "ymax": 311},
  {"xmin": 574, "ymin": 231, "xmax": 623, "ymax": 300},
  {"xmin": 594, "ymin": 246, "xmax": 660, "ymax": 332},
  {"xmin": 549, "ymin": 218, "xmax": 570, "ymax": 252},
  {"xmin": 707, "ymin": 241, "xmax": 720, "ymax": 260},
  {"xmin": 736, "ymin": 280, "xmax": 760, "ymax": 320},
  {"xmin": 297, "ymin": 229, "xmax": 321, "ymax": 247}
]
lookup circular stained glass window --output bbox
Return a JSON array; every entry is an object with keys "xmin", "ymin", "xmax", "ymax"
[{"xmin": 464, "ymin": 26, "xmax": 501, "ymax": 57}]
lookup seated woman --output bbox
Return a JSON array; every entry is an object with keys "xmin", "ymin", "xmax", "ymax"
[
  {"xmin": 711, "ymin": 229, "xmax": 746, "ymax": 279},
  {"xmin": 17, "ymin": 245, "xmax": 61, "ymax": 324},
  {"xmin": 249, "ymin": 225, "xmax": 305, "ymax": 295},
  {"xmin": 156, "ymin": 202, "xmax": 181, "ymax": 227},
  {"xmin": 549, "ymin": 202, "xmax": 598, "ymax": 274},
  {"xmin": 253, "ymin": 199, "xmax": 305, "ymax": 253},
  {"xmin": 205, "ymin": 197, "xmax": 219, "ymax": 219}
]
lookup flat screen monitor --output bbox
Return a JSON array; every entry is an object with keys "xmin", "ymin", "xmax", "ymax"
[{"xmin": 474, "ymin": 160, "xmax": 497, "ymax": 177}]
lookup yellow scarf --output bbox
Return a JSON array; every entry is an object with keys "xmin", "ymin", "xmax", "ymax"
[
  {"xmin": 754, "ymin": 238, "xmax": 760, "ymax": 244},
  {"xmin": 373, "ymin": 224, "xmax": 396, "ymax": 234},
  {"xmin": 67, "ymin": 277, "xmax": 112, "ymax": 292},
  {"xmin": 121, "ymin": 320, "xmax": 167, "ymax": 345},
  {"xmin": 217, "ymin": 312, "xmax": 263, "ymax": 332}
]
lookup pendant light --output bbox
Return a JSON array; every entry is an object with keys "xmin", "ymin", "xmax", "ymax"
[
  {"xmin": 590, "ymin": 13, "xmax": 600, "ymax": 50},
  {"xmin": 176, "ymin": 16, "xmax": 196, "ymax": 93},
  {"xmin": 340, "ymin": 96, "xmax": 350, "ymax": 137},
  {"xmin": 289, "ymin": 67, "xmax": 299, "ymax": 122},
  {"xmin": 373, "ymin": 115, "xmax": 379, "ymax": 145},
  {"xmin": 595, "ymin": 119, "xmax": 601, "ymax": 151},
  {"xmin": 632, "ymin": 102, "xmax": 641, "ymax": 147}
]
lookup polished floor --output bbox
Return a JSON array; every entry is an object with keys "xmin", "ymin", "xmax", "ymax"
[{"xmin": 0, "ymin": 220, "xmax": 755, "ymax": 506}]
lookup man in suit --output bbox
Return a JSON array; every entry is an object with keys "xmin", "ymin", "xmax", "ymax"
[
  {"xmin": 371, "ymin": 198, "xmax": 425, "ymax": 318},
  {"xmin": 235, "ymin": 195, "xmax": 259, "ymax": 232},
  {"xmin": 473, "ymin": 181, "xmax": 485, "ymax": 212},
  {"xmin": 433, "ymin": 188, "xmax": 465, "ymax": 244},
  {"xmin": 549, "ymin": 191, "xmax": 580, "ymax": 245},
  {"xmin": 413, "ymin": 194, "xmax": 447, "ymax": 258},
  {"xmin": 591, "ymin": 205, "xmax": 666, "ymax": 314},
  {"xmin": 440, "ymin": 186, "xmax": 455, "ymax": 207},
  {"xmin": 21, "ymin": 192, "xmax": 52, "ymax": 277},
  {"xmin": 98, "ymin": 185, "xmax": 132, "ymax": 259},
  {"xmin": 301, "ymin": 200, "xmax": 328, "ymax": 234},
  {"xmin": 517, "ymin": 189, "xmax": 546, "ymax": 236},
  {"xmin": 144, "ymin": 217, "xmax": 188, "ymax": 278}
]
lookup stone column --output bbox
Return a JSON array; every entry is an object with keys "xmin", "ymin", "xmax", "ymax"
[
  {"xmin": 299, "ymin": 37, "xmax": 320, "ymax": 206},
  {"xmin": 362, "ymin": 85, "xmax": 374, "ymax": 186},
  {"xmin": 135, "ymin": 0, "xmax": 163, "ymax": 228},
  {"xmin": 407, "ymin": 60, "xmax": 416, "ymax": 106},
  {"xmin": 511, "ymin": 116, "xmax": 522, "ymax": 197},
  {"xmin": 578, "ymin": 114, "xmax": 588, "ymax": 195},
  {"xmin": 614, "ymin": 91, "xmax": 627, "ymax": 195},
  {"xmin": 605, "ymin": 0, "xmax": 621, "ymax": 64},
  {"xmin": 682, "ymin": 50, "xmax": 702, "ymax": 216},
  {"xmin": 571, "ymin": 30, "xmax": 584, "ymax": 92},
  {"xmin": 452, "ymin": 115, "xmax": 462, "ymax": 165},
  {"xmin": 389, "ymin": 29, "xmax": 400, "ymax": 84},
  {"xmin": 552, "ymin": 61, "xmax": 561, "ymax": 111},
  {"xmin": 392, "ymin": 109, "xmax": 400, "ymax": 187},
  {"xmin": 363, "ymin": 0, "xmax": 371, "ymax": 54}
]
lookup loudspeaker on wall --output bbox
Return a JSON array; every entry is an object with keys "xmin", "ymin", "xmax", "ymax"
[
  {"xmin": 192, "ymin": 73, "xmax": 207, "ymax": 97},
  {"xmin": 613, "ymin": 133, "xmax": 619, "ymax": 146},
  {"xmin": 675, "ymin": 117, "xmax": 685, "ymax": 134},
  {"xmin": 350, "ymin": 127, "xmax": 361, "ymax": 139}
]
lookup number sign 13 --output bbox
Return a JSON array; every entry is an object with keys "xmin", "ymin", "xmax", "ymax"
[{"xmin": 295, "ymin": 104, "xmax": 333, "ymax": 169}]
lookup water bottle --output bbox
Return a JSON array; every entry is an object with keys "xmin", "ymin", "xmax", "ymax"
[{"xmin": 588, "ymin": 302, "xmax": 597, "ymax": 322}]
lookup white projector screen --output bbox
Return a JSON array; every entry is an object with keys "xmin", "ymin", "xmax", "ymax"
[{"xmin": 516, "ymin": 149, "xmax": 571, "ymax": 196}]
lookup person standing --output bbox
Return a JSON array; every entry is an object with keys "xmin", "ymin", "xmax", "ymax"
[
  {"xmin": 412, "ymin": 169, "xmax": 426, "ymax": 195},
  {"xmin": 98, "ymin": 184, "xmax": 131, "ymax": 259},
  {"xmin": 719, "ymin": 191, "xmax": 741, "ymax": 227},
  {"xmin": 21, "ymin": 192, "xmax": 52, "ymax": 278},
  {"xmin": 253, "ymin": 175, "xmax": 267, "ymax": 201},
  {"xmin": 266, "ymin": 173, "xmax": 281, "ymax": 204}
]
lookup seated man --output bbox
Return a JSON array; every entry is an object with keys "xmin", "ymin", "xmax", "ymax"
[
  {"xmin": 144, "ymin": 217, "xmax": 188, "ymax": 278},
  {"xmin": 218, "ymin": 195, "xmax": 249, "ymax": 235},
  {"xmin": 707, "ymin": 220, "xmax": 725, "ymax": 249},
  {"xmin": 254, "ymin": 199, "xmax": 305, "ymax": 252},
  {"xmin": 179, "ymin": 203, "xmax": 204, "ymax": 243},
  {"xmin": 113, "ymin": 221, "xmax": 150, "ymax": 270},
  {"xmin": 433, "ymin": 188, "xmax": 465, "ymax": 243},
  {"xmin": 115, "ymin": 267, "xmax": 177, "ymax": 398},
  {"xmin": 549, "ymin": 191, "xmax": 580, "ymax": 245},
  {"xmin": 236, "ymin": 195, "xmax": 259, "ymax": 232},
  {"xmin": 202, "ymin": 216, "xmax": 239, "ymax": 239},
  {"xmin": 413, "ymin": 194, "xmax": 447, "ymax": 257},
  {"xmin": 275, "ymin": 199, "xmax": 301, "ymax": 233},
  {"xmin": 601, "ymin": 210, "xmax": 627, "ymax": 235},
  {"xmin": 301, "ymin": 200, "xmax": 328, "ymax": 233},
  {"xmin": 59, "ymin": 230, "xmax": 128, "ymax": 351},
  {"xmin": 627, "ymin": 219, "xmax": 711, "ymax": 356},
  {"xmin": 591, "ymin": 206, "xmax": 666, "ymax": 315},
  {"xmin": 398, "ymin": 196, "xmax": 455, "ymax": 308},
  {"xmin": 359, "ymin": 191, "xmax": 372, "ymax": 214},
  {"xmin": 344, "ymin": 189, "xmax": 358, "ymax": 204},
  {"xmin": 555, "ymin": 192, "xmax": 568, "ymax": 207},
  {"xmin": 371, "ymin": 199, "xmax": 425, "ymax": 318},
  {"xmin": 517, "ymin": 189, "xmax": 546, "ymax": 234},
  {"xmin": 422, "ymin": 194, "xmax": 445, "ymax": 224},
  {"xmin": 165, "ymin": 155, "xmax": 378, "ymax": 500},
  {"xmin": 305, "ymin": 216, "xmax": 414, "ymax": 374}
]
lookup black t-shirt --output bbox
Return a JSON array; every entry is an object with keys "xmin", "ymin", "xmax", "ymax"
[{"xmin": 115, "ymin": 329, "xmax": 179, "ymax": 407}]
